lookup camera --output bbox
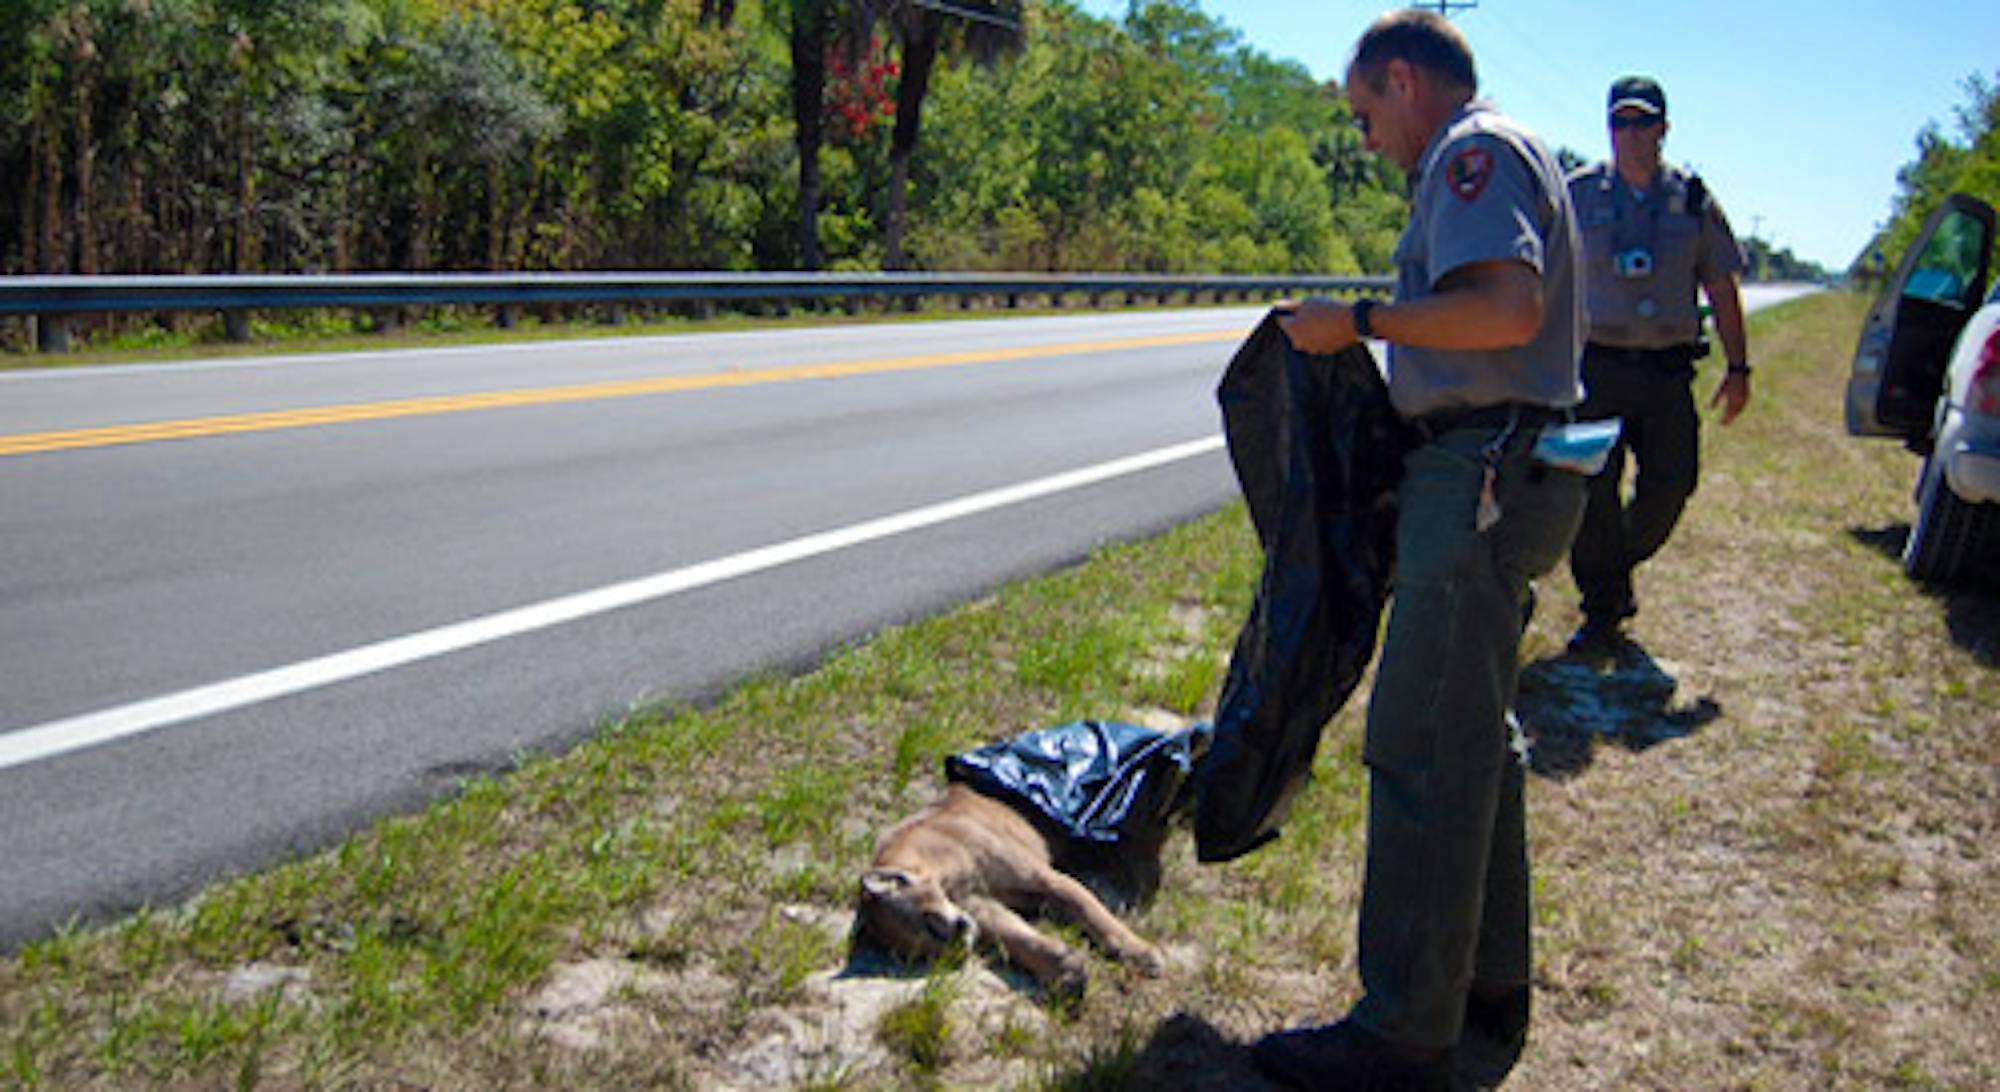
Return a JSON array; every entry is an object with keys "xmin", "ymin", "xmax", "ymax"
[{"xmin": 1613, "ymin": 247, "xmax": 1654, "ymax": 280}]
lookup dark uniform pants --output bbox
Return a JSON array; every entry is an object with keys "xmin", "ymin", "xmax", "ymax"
[
  {"xmin": 1568, "ymin": 344, "xmax": 1701, "ymax": 623},
  {"xmin": 1351, "ymin": 422, "xmax": 1585, "ymax": 1050}
]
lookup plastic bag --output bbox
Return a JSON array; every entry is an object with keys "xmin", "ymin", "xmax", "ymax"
[
  {"xmin": 946, "ymin": 719, "xmax": 1209, "ymax": 847},
  {"xmin": 1193, "ymin": 313, "xmax": 1409, "ymax": 863}
]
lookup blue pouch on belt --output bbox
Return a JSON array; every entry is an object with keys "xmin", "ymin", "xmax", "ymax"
[{"xmin": 1531, "ymin": 418, "xmax": 1622, "ymax": 476}]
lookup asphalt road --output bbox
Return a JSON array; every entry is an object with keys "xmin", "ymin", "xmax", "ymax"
[
  {"xmin": 0, "ymin": 286, "xmax": 1817, "ymax": 948},
  {"xmin": 0, "ymin": 308, "xmax": 1264, "ymax": 947}
]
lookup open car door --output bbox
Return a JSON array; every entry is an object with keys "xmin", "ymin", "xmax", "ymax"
[{"xmin": 1846, "ymin": 194, "xmax": 1995, "ymax": 439}]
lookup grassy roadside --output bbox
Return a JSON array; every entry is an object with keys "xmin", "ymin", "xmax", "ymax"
[
  {"xmin": 0, "ymin": 295, "xmax": 1266, "ymax": 373},
  {"xmin": 3, "ymin": 292, "xmax": 1995, "ymax": 1090}
]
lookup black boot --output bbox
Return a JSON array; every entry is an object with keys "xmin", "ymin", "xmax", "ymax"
[{"xmin": 1451, "ymin": 982, "xmax": 1530, "ymax": 1090}]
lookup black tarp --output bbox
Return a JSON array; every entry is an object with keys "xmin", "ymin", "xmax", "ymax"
[
  {"xmin": 945, "ymin": 719, "xmax": 1208, "ymax": 847},
  {"xmin": 1193, "ymin": 313, "xmax": 1409, "ymax": 862}
]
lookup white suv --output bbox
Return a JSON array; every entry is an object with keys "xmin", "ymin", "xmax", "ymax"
[{"xmin": 1846, "ymin": 193, "xmax": 2000, "ymax": 583}]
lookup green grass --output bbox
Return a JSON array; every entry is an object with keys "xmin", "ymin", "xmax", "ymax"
[{"xmin": 877, "ymin": 970, "xmax": 960, "ymax": 1075}]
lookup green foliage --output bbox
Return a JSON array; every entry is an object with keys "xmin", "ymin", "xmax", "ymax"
[
  {"xmin": 0, "ymin": 0, "xmax": 1408, "ymax": 281},
  {"xmin": 1868, "ymin": 70, "xmax": 2000, "ymax": 278},
  {"xmin": 906, "ymin": 1, "xmax": 1386, "ymax": 274}
]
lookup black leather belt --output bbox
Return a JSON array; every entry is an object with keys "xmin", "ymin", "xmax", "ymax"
[
  {"xmin": 1408, "ymin": 402, "xmax": 1571, "ymax": 443},
  {"xmin": 1586, "ymin": 342, "xmax": 1701, "ymax": 369}
]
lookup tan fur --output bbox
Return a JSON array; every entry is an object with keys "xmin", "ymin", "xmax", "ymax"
[{"xmin": 856, "ymin": 782, "xmax": 1166, "ymax": 994}]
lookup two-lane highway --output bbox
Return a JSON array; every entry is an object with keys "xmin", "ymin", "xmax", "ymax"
[{"xmin": 0, "ymin": 309, "xmax": 1261, "ymax": 947}]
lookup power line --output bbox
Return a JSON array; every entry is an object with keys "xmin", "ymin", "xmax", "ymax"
[
  {"xmin": 909, "ymin": 0, "xmax": 1021, "ymax": 33},
  {"xmin": 1413, "ymin": 1, "xmax": 1479, "ymax": 15}
]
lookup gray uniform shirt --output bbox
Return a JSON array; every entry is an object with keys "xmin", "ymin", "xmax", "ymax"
[
  {"xmin": 1389, "ymin": 102, "xmax": 1584, "ymax": 419},
  {"xmin": 1569, "ymin": 162, "xmax": 1746, "ymax": 349}
]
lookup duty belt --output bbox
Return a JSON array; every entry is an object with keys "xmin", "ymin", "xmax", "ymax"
[
  {"xmin": 1407, "ymin": 401, "xmax": 1572, "ymax": 444},
  {"xmin": 1586, "ymin": 341, "xmax": 1702, "ymax": 370}
]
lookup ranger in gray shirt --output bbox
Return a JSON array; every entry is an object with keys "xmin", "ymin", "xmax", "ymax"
[
  {"xmin": 1566, "ymin": 76, "xmax": 1751, "ymax": 655},
  {"xmin": 1258, "ymin": 12, "xmax": 1586, "ymax": 1090}
]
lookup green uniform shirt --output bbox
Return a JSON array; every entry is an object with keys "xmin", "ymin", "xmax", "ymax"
[
  {"xmin": 1389, "ymin": 103, "xmax": 1585, "ymax": 419},
  {"xmin": 1568, "ymin": 162, "xmax": 1746, "ymax": 349}
]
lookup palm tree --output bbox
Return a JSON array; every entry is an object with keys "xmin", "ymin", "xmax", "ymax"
[
  {"xmin": 789, "ymin": 0, "xmax": 833, "ymax": 271},
  {"xmin": 787, "ymin": 0, "xmax": 1021, "ymax": 272},
  {"xmin": 880, "ymin": 0, "xmax": 1023, "ymax": 270}
]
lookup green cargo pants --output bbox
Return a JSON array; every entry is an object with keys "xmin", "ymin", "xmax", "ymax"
[{"xmin": 1349, "ymin": 420, "xmax": 1586, "ymax": 1050}]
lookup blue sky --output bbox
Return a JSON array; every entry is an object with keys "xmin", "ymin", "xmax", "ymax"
[{"xmin": 1073, "ymin": 1, "xmax": 2000, "ymax": 271}]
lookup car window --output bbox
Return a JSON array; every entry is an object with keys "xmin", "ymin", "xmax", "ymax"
[{"xmin": 1902, "ymin": 209, "xmax": 1987, "ymax": 308}]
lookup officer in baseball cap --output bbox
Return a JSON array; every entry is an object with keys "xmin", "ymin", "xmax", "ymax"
[{"xmin": 1565, "ymin": 75, "xmax": 1752, "ymax": 657}]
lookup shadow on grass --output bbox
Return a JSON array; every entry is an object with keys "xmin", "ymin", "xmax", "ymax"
[
  {"xmin": 1516, "ymin": 637, "xmax": 1721, "ymax": 781},
  {"xmin": 1848, "ymin": 523, "xmax": 2000, "ymax": 666},
  {"xmin": 1038, "ymin": 1011, "xmax": 1280, "ymax": 1091}
]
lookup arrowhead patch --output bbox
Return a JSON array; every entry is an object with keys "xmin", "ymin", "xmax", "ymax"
[{"xmin": 1446, "ymin": 146, "xmax": 1494, "ymax": 202}]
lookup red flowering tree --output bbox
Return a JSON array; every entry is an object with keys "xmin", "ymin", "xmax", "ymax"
[{"xmin": 824, "ymin": 35, "xmax": 897, "ymax": 145}]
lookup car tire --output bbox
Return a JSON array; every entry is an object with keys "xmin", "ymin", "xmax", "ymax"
[{"xmin": 1903, "ymin": 455, "xmax": 1995, "ymax": 582}]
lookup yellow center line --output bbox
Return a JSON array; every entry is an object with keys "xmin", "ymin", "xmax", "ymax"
[{"xmin": 0, "ymin": 329, "xmax": 1243, "ymax": 458}]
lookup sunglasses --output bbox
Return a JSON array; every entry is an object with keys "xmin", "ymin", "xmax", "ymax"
[{"xmin": 1610, "ymin": 114, "xmax": 1662, "ymax": 131}]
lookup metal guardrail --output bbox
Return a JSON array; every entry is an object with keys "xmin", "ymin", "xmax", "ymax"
[{"xmin": 0, "ymin": 271, "xmax": 1393, "ymax": 352}]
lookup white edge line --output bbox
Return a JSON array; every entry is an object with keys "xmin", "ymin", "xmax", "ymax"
[{"xmin": 0, "ymin": 436, "xmax": 1226, "ymax": 772}]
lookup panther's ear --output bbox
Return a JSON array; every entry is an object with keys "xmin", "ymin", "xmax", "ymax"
[{"xmin": 861, "ymin": 868, "xmax": 912, "ymax": 899}]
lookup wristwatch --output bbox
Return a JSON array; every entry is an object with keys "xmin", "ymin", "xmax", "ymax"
[
  {"xmin": 1726, "ymin": 361, "xmax": 1752, "ymax": 377},
  {"xmin": 1353, "ymin": 298, "xmax": 1377, "ymax": 339}
]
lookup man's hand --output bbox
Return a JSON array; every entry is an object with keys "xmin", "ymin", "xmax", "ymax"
[
  {"xmin": 1275, "ymin": 298, "xmax": 1360, "ymax": 355},
  {"xmin": 1709, "ymin": 370, "xmax": 1750, "ymax": 425}
]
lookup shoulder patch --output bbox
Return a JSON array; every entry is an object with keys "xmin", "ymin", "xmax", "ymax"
[{"xmin": 1445, "ymin": 146, "xmax": 1495, "ymax": 202}]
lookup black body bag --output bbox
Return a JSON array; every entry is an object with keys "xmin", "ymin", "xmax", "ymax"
[{"xmin": 1193, "ymin": 313, "xmax": 1409, "ymax": 863}]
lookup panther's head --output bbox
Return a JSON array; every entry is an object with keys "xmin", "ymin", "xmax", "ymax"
[{"xmin": 855, "ymin": 866, "xmax": 976, "ymax": 961}]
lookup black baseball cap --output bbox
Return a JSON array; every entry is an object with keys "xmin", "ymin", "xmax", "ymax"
[{"xmin": 1608, "ymin": 76, "xmax": 1666, "ymax": 117}]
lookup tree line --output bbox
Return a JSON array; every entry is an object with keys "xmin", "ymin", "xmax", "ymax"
[
  {"xmin": 1865, "ymin": 71, "xmax": 2000, "ymax": 278},
  {"xmin": 0, "ymin": 0, "xmax": 1407, "ymax": 286},
  {"xmin": 6, "ymin": 0, "xmax": 1859, "ymax": 325}
]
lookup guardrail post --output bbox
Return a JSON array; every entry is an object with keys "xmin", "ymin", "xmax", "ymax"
[
  {"xmin": 35, "ymin": 314, "xmax": 69, "ymax": 353},
  {"xmin": 223, "ymin": 310, "xmax": 251, "ymax": 342},
  {"xmin": 495, "ymin": 305, "xmax": 515, "ymax": 330}
]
